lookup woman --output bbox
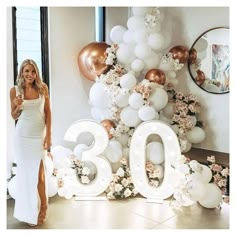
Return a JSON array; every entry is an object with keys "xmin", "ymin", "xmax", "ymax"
[{"xmin": 10, "ymin": 59, "xmax": 52, "ymax": 226}]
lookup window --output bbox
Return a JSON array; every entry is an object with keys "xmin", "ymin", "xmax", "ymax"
[{"xmin": 12, "ymin": 7, "xmax": 49, "ymax": 87}]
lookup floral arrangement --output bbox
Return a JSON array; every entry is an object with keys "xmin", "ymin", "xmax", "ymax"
[
  {"xmin": 170, "ymin": 155, "xmax": 230, "ymax": 209},
  {"xmin": 146, "ymin": 160, "xmax": 164, "ymax": 187},
  {"xmin": 71, "ymin": 158, "xmax": 94, "ymax": 185},
  {"xmin": 207, "ymin": 155, "xmax": 230, "ymax": 199},
  {"xmin": 106, "ymin": 157, "xmax": 138, "ymax": 199},
  {"xmin": 167, "ymin": 89, "xmax": 205, "ymax": 152}
]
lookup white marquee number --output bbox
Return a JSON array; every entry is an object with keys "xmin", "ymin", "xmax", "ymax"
[
  {"xmin": 64, "ymin": 119, "xmax": 112, "ymax": 197},
  {"xmin": 129, "ymin": 120, "xmax": 181, "ymax": 200}
]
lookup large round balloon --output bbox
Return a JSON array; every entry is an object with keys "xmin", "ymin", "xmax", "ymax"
[
  {"xmin": 169, "ymin": 45, "xmax": 189, "ymax": 64},
  {"xmin": 78, "ymin": 42, "xmax": 110, "ymax": 81},
  {"xmin": 145, "ymin": 69, "xmax": 166, "ymax": 85}
]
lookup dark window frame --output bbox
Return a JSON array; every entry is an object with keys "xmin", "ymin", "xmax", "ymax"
[{"xmin": 12, "ymin": 7, "xmax": 50, "ymax": 89}]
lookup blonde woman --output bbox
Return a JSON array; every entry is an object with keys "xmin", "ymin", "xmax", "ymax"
[{"xmin": 10, "ymin": 59, "xmax": 52, "ymax": 226}]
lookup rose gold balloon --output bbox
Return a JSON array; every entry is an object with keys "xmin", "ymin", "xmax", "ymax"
[
  {"xmin": 77, "ymin": 42, "xmax": 110, "ymax": 81},
  {"xmin": 145, "ymin": 69, "xmax": 166, "ymax": 85},
  {"xmin": 189, "ymin": 48, "xmax": 197, "ymax": 65},
  {"xmin": 101, "ymin": 119, "xmax": 116, "ymax": 140},
  {"xmin": 195, "ymin": 69, "xmax": 205, "ymax": 86},
  {"xmin": 169, "ymin": 45, "xmax": 189, "ymax": 64}
]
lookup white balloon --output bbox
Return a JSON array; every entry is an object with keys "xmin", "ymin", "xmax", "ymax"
[
  {"xmin": 116, "ymin": 44, "xmax": 135, "ymax": 64},
  {"xmin": 48, "ymin": 176, "xmax": 58, "ymax": 197},
  {"xmin": 198, "ymin": 165, "xmax": 213, "ymax": 183},
  {"xmin": 89, "ymin": 83, "xmax": 110, "ymax": 109},
  {"xmin": 198, "ymin": 183, "xmax": 222, "ymax": 208},
  {"xmin": 149, "ymin": 87, "xmax": 168, "ymax": 111},
  {"xmin": 186, "ymin": 127, "xmax": 206, "ymax": 144},
  {"xmin": 90, "ymin": 107, "xmax": 111, "ymax": 121},
  {"xmin": 188, "ymin": 180, "xmax": 207, "ymax": 202},
  {"xmin": 110, "ymin": 25, "xmax": 127, "ymax": 44},
  {"xmin": 148, "ymin": 33, "xmax": 165, "ymax": 50},
  {"xmin": 162, "ymin": 102, "xmax": 174, "ymax": 118},
  {"xmin": 135, "ymin": 43, "xmax": 152, "ymax": 60},
  {"xmin": 138, "ymin": 106, "xmax": 156, "ymax": 121},
  {"xmin": 159, "ymin": 61, "xmax": 173, "ymax": 71},
  {"xmin": 114, "ymin": 94, "xmax": 129, "ymax": 108},
  {"xmin": 143, "ymin": 52, "xmax": 161, "ymax": 70},
  {"xmin": 73, "ymin": 144, "xmax": 89, "ymax": 160},
  {"xmin": 132, "ymin": 7, "xmax": 150, "ymax": 16},
  {"xmin": 127, "ymin": 16, "xmax": 146, "ymax": 31},
  {"xmin": 146, "ymin": 141, "xmax": 165, "ymax": 164},
  {"xmin": 120, "ymin": 73, "xmax": 137, "ymax": 89},
  {"xmin": 120, "ymin": 106, "xmax": 141, "ymax": 127},
  {"xmin": 122, "ymin": 147, "xmax": 130, "ymax": 158},
  {"xmin": 129, "ymin": 93, "xmax": 144, "ymax": 109},
  {"xmin": 104, "ymin": 141, "xmax": 123, "ymax": 163},
  {"xmin": 8, "ymin": 176, "xmax": 17, "ymax": 199},
  {"xmin": 123, "ymin": 30, "xmax": 135, "ymax": 44},
  {"xmin": 181, "ymin": 140, "xmax": 192, "ymax": 153},
  {"xmin": 131, "ymin": 59, "xmax": 145, "ymax": 72},
  {"xmin": 133, "ymin": 29, "xmax": 148, "ymax": 43}
]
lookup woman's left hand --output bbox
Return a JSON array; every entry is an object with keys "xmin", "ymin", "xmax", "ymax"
[{"xmin": 43, "ymin": 136, "xmax": 52, "ymax": 150}]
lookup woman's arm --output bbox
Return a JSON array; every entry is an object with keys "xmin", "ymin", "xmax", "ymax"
[
  {"xmin": 10, "ymin": 87, "xmax": 23, "ymax": 120},
  {"xmin": 43, "ymin": 83, "xmax": 52, "ymax": 150}
]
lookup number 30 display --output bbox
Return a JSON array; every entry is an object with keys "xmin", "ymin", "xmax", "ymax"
[{"xmin": 64, "ymin": 119, "xmax": 180, "ymax": 200}]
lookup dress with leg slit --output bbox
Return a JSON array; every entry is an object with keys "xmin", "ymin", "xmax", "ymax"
[{"xmin": 13, "ymin": 86, "xmax": 47, "ymax": 225}]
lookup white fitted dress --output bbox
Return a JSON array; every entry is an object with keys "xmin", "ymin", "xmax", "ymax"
[{"xmin": 14, "ymin": 86, "xmax": 47, "ymax": 225}]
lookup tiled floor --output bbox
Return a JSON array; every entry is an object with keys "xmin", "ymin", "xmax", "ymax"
[{"xmin": 7, "ymin": 194, "xmax": 229, "ymax": 229}]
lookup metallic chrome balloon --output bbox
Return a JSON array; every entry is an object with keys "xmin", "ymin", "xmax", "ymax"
[
  {"xmin": 169, "ymin": 45, "xmax": 189, "ymax": 64},
  {"xmin": 145, "ymin": 69, "xmax": 166, "ymax": 85}
]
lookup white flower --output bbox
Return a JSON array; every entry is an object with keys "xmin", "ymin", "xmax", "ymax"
[
  {"xmin": 176, "ymin": 164, "xmax": 190, "ymax": 175},
  {"xmin": 82, "ymin": 167, "xmax": 90, "ymax": 175},
  {"xmin": 114, "ymin": 184, "xmax": 123, "ymax": 192},
  {"xmin": 116, "ymin": 167, "xmax": 125, "ymax": 177},
  {"xmin": 81, "ymin": 175, "xmax": 90, "ymax": 184},
  {"xmin": 107, "ymin": 191, "xmax": 115, "ymax": 199},
  {"xmin": 124, "ymin": 188, "xmax": 132, "ymax": 198},
  {"xmin": 189, "ymin": 160, "xmax": 202, "ymax": 173},
  {"xmin": 121, "ymin": 178, "xmax": 129, "ymax": 187}
]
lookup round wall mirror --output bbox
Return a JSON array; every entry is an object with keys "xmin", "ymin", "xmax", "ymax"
[{"xmin": 188, "ymin": 27, "xmax": 229, "ymax": 94}]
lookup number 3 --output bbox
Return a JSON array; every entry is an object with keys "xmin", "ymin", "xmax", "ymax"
[{"xmin": 64, "ymin": 119, "xmax": 112, "ymax": 197}]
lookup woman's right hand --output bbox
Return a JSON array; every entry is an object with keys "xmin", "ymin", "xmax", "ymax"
[{"xmin": 14, "ymin": 95, "xmax": 24, "ymax": 109}]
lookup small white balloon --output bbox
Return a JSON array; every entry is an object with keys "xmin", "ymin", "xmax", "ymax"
[
  {"xmin": 188, "ymin": 180, "xmax": 207, "ymax": 202},
  {"xmin": 135, "ymin": 43, "xmax": 152, "ymax": 60},
  {"xmin": 198, "ymin": 183, "xmax": 222, "ymax": 208},
  {"xmin": 116, "ymin": 44, "xmax": 135, "ymax": 64},
  {"xmin": 186, "ymin": 127, "xmax": 206, "ymax": 144},
  {"xmin": 127, "ymin": 16, "xmax": 146, "ymax": 31},
  {"xmin": 73, "ymin": 144, "xmax": 89, "ymax": 160},
  {"xmin": 123, "ymin": 30, "xmax": 134, "ymax": 44},
  {"xmin": 110, "ymin": 25, "xmax": 127, "ymax": 44},
  {"xmin": 198, "ymin": 165, "xmax": 213, "ymax": 183},
  {"xmin": 149, "ymin": 87, "xmax": 168, "ymax": 111},
  {"xmin": 120, "ymin": 73, "xmax": 137, "ymax": 89},
  {"xmin": 138, "ymin": 106, "xmax": 156, "ymax": 121},
  {"xmin": 181, "ymin": 140, "xmax": 192, "ymax": 153},
  {"xmin": 120, "ymin": 106, "xmax": 141, "ymax": 127},
  {"xmin": 131, "ymin": 59, "xmax": 145, "ymax": 72},
  {"xmin": 116, "ymin": 134, "xmax": 129, "ymax": 147},
  {"xmin": 115, "ymin": 94, "xmax": 130, "ymax": 108},
  {"xmin": 132, "ymin": 7, "xmax": 150, "ymax": 16},
  {"xmin": 148, "ymin": 33, "xmax": 165, "ymax": 50},
  {"xmin": 162, "ymin": 102, "xmax": 174, "ymax": 118},
  {"xmin": 129, "ymin": 93, "xmax": 144, "ymax": 109},
  {"xmin": 146, "ymin": 141, "xmax": 165, "ymax": 164}
]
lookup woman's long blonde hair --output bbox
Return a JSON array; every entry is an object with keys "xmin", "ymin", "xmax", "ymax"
[{"xmin": 16, "ymin": 59, "xmax": 45, "ymax": 95}]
